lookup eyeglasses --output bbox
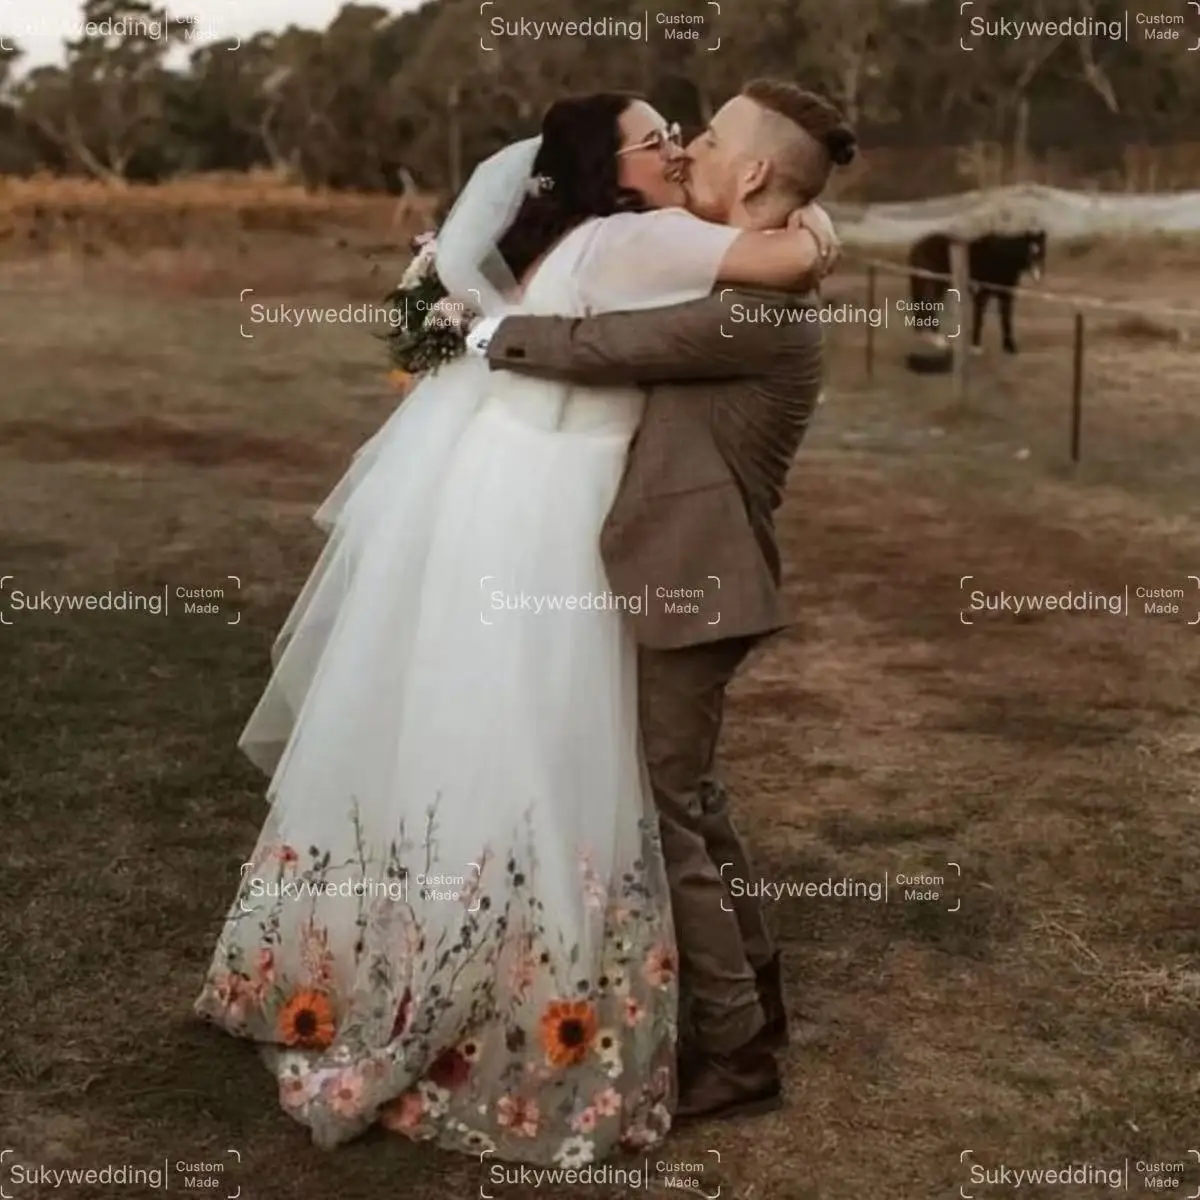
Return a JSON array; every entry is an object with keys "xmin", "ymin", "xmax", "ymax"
[{"xmin": 617, "ymin": 122, "xmax": 683, "ymax": 156}]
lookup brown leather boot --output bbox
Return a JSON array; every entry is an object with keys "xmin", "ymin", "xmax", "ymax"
[
  {"xmin": 755, "ymin": 952, "xmax": 789, "ymax": 1051},
  {"xmin": 674, "ymin": 1040, "xmax": 782, "ymax": 1122}
]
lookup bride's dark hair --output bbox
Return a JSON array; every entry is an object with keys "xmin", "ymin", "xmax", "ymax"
[{"xmin": 495, "ymin": 93, "xmax": 651, "ymax": 281}]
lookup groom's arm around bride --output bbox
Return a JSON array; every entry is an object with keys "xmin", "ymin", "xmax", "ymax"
[{"xmin": 475, "ymin": 285, "xmax": 824, "ymax": 647}]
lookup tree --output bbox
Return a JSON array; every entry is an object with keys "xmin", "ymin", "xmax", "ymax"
[{"xmin": 15, "ymin": 0, "xmax": 190, "ymax": 181}]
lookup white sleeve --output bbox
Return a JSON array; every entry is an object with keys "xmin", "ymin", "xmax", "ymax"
[
  {"xmin": 465, "ymin": 315, "xmax": 502, "ymax": 356},
  {"xmin": 571, "ymin": 208, "xmax": 740, "ymax": 314}
]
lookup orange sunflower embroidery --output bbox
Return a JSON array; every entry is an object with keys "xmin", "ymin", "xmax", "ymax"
[
  {"xmin": 539, "ymin": 999, "xmax": 598, "ymax": 1067},
  {"xmin": 277, "ymin": 989, "xmax": 337, "ymax": 1049}
]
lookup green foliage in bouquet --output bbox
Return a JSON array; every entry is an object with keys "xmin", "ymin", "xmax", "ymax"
[{"xmin": 382, "ymin": 232, "xmax": 467, "ymax": 378}]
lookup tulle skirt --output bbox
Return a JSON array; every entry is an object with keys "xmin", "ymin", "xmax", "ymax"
[{"xmin": 195, "ymin": 358, "xmax": 678, "ymax": 1164}]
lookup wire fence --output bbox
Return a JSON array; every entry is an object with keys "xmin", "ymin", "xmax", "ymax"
[{"xmin": 819, "ymin": 250, "xmax": 1200, "ymax": 490}]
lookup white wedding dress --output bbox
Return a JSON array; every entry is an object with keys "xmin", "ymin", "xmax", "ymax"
[{"xmin": 195, "ymin": 208, "xmax": 738, "ymax": 1165}]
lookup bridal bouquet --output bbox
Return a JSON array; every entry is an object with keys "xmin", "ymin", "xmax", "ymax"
[{"xmin": 383, "ymin": 232, "xmax": 470, "ymax": 381}]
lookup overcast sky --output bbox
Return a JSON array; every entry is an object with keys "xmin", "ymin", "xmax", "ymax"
[{"xmin": 4, "ymin": 0, "xmax": 425, "ymax": 67}]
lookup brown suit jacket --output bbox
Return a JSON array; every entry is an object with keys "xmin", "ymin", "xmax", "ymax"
[{"xmin": 486, "ymin": 288, "xmax": 824, "ymax": 648}]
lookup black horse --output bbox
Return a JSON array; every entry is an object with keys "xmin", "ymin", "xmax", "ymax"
[{"xmin": 909, "ymin": 230, "xmax": 1046, "ymax": 353}]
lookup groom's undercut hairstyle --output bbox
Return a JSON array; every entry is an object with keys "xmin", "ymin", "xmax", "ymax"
[{"xmin": 740, "ymin": 79, "xmax": 856, "ymax": 205}]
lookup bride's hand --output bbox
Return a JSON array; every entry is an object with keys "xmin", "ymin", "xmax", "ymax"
[
  {"xmin": 787, "ymin": 203, "xmax": 839, "ymax": 277},
  {"xmin": 716, "ymin": 201, "xmax": 838, "ymax": 288}
]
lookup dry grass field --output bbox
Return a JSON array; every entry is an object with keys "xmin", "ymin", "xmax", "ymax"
[{"xmin": 1, "ymin": 186, "xmax": 1198, "ymax": 1200}]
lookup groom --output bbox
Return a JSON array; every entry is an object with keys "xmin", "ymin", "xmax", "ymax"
[{"xmin": 468, "ymin": 80, "xmax": 854, "ymax": 1120}]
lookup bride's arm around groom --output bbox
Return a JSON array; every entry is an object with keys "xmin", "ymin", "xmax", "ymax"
[
  {"xmin": 466, "ymin": 201, "xmax": 834, "ymax": 392},
  {"xmin": 467, "ymin": 202, "xmax": 835, "ymax": 389}
]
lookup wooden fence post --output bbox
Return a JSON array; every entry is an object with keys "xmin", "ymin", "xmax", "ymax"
[
  {"xmin": 949, "ymin": 239, "xmax": 969, "ymax": 401},
  {"xmin": 1071, "ymin": 311, "xmax": 1084, "ymax": 462}
]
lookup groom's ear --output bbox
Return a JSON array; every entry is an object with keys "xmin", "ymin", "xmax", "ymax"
[{"xmin": 738, "ymin": 156, "xmax": 772, "ymax": 202}]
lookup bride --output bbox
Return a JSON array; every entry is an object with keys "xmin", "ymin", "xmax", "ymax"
[{"xmin": 195, "ymin": 91, "xmax": 831, "ymax": 1166}]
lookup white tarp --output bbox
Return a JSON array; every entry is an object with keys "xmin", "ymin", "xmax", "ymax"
[{"xmin": 828, "ymin": 182, "xmax": 1200, "ymax": 244}]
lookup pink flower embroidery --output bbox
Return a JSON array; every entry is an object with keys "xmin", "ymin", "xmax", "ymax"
[
  {"xmin": 643, "ymin": 943, "xmax": 677, "ymax": 988},
  {"xmin": 255, "ymin": 948, "xmax": 276, "ymax": 983},
  {"xmin": 570, "ymin": 1106, "xmax": 598, "ymax": 1133},
  {"xmin": 325, "ymin": 1068, "xmax": 366, "ymax": 1116},
  {"xmin": 380, "ymin": 1090, "xmax": 425, "ymax": 1132},
  {"xmin": 496, "ymin": 1094, "xmax": 540, "ymax": 1137}
]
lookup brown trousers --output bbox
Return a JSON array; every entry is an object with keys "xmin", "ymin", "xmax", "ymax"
[{"xmin": 638, "ymin": 634, "xmax": 774, "ymax": 1054}]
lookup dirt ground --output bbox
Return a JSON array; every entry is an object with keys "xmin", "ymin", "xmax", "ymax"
[{"xmin": 1, "ymin": 231, "xmax": 1198, "ymax": 1200}]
